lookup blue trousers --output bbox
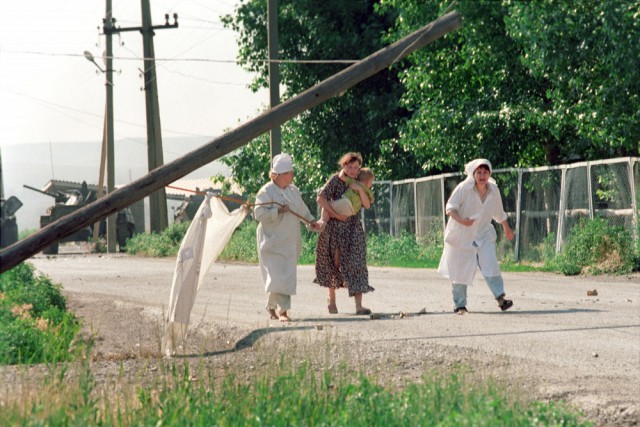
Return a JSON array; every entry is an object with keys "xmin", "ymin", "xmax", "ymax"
[{"xmin": 452, "ymin": 275, "xmax": 505, "ymax": 309}]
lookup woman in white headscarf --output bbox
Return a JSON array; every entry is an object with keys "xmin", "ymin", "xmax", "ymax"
[
  {"xmin": 437, "ymin": 158, "xmax": 515, "ymax": 314},
  {"xmin": 254, "ymin": 153, "xmax": 319, "ymax": 322}
]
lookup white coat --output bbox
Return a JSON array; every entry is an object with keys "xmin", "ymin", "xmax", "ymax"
[
  {"xmin": 437, "ymin": 179, "xmax": 508, "ymax": 285},
  {"xmin": 254, "ymin": 181, "xmax": 315, "ymax": 295}
]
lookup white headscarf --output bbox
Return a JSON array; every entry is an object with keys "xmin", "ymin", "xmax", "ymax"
[
  {"xmin": 462, "ymin": 158, "xmax": 496, "ymax": 189},
  {"xmin": 271, "ymin": 153, "xmax": 293, "ymax": 174}
]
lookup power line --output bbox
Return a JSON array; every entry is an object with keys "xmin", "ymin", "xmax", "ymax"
[{"xmin": 1, "ymin": 49, "xmax": 359, "ymax": 64}]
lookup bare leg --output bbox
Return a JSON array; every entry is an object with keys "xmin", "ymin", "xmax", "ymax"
[
  {"xmin": 279, "ymin": 310, "xmax": 290, "ymax": 322},
  {"xmin": 267, "ymin": 308, "xmax": 278, "ymax": 320},
  {"xmin": 354, "ymin": 293, "xmax": 370, "ymax": 314},
  {"xmin": 328, "ymin": 288, "xmax": 338, "ymax": 313}
]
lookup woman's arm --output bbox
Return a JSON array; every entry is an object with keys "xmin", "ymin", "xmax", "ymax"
[
  {"xmin": 500, "ymin": 220, "xmax": 514, "ymax": 241},
  {"xmin": 317, "ymin": 193, "xmax": 348, "ymax": 222},
  {"xmin": 446, "ymin": 209, "xmax": 475, "ymax": 227},
  {"xmin": 350, "ymin": 183, "xmax": 371, "ymax": 209}
]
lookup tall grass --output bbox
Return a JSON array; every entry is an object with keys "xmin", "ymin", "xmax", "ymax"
[{"xmin": 0, "ymin": 352, "xmax": 588, "ymax": 426}]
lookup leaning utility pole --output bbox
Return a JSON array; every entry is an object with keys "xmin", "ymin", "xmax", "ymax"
[
  {"xmin": 103, "ymin": 0, "xmax": 177, "ymax": 233},
  {"xmin": 0, "ymin": 11, "xmax": 462, "ymax": 273}
]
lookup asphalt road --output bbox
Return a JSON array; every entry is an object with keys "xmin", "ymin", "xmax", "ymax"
[{"xmin": 28, "ymin": 253, "xmax": 640, "ymax": 424}]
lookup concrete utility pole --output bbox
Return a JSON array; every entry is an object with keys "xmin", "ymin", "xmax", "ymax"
[
  {"xmin": 267, "ymin": 0, "xmax": 281, "ymax": 160},
  {"xmin": 0, "ymin": 11, "xmax": 462, "ymax": 273},
  {"xmin": 103, "ymin": 0, "xmax": 178, "ymax": 233}
]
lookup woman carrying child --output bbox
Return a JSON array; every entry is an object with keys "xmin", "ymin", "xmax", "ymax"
[{"xmin": 315, "ymin": 152, "xmax": 375, "ymax": 315}]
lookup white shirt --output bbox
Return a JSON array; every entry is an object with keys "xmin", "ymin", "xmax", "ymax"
[{"xmin": 437, "ymin": 179, "xmax": 508, "ymax": 285}]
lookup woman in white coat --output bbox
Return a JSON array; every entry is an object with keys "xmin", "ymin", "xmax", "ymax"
[
  {"xmin": 254, "ymin": 153, "xmax": 319, "ymax": 322},
  {"xmin": 437, "ymin": 158, "xmax": 514, "ymax": 315}
]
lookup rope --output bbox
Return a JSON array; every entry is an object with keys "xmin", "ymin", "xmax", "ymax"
[{"xmin": 166, "ymin": 185, "xmax": 314, "ymax": 225}]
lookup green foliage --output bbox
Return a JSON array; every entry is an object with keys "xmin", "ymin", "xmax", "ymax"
[
  {"xmin": 221, "ymin": 0, "xmax": 417, "ymax": 197},
  {"xmin": 549, "ymin": 218, "xmax": 638, "ymax": 275},
  {"xmin": 367, "ymin": 232, "xmax": 442, "ymax": 268},
  {"xmin": 125, "ymin": 221, "xmax": 191, "ymax": 257},
  {"xmin": 1, "ymin": 361, "xmax": 588, "ymax": 426},
  {"xmin": 219, "ymin": 220, "xmax": 259, "ymax": 263},
  {"xmin": 0, "ymin": 263, "xmax": 80, "ymax": 365}
]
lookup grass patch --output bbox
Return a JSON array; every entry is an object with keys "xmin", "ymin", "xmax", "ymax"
[
  {"xmin": 0, "ymin": 347, "xmax": 588, "ymax": 426},
  {"xmin": 0, "ymin": 263, "xmax": 81, "ymax": 365}
]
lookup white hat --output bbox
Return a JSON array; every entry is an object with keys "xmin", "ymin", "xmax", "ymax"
[{"xmin": 271, "ymin": 153, "xmax": 293, "ymax": 174}]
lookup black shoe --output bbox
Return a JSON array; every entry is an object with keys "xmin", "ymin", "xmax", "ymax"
[
  {"xmin": 499, "ymin": 299, "xmax": 513, "ymax": 311},
  {"xmin": 454, "ymin": 306, "xmax": 468, "ymax": 315}
]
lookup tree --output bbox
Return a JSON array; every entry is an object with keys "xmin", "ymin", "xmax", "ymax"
[
  {"xmin": 221, "ymin": 0, "xmax": 414, "ymax": 196},
  {"xmin": 380, "ymin": 0, "xmax": 639, "ymax": 173},
  {"xmin": 506, "ymin": 0, "xmax": 640, "ymax": 159}
]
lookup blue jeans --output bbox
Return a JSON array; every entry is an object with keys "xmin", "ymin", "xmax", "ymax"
[{"xmin": 452, "ymin": 275, "xmax": 505, "ymax": 309}]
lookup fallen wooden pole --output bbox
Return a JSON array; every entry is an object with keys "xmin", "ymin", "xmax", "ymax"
[{"xmin": 0, "ymin": 11, "xmax": 461, "ymax": 273}]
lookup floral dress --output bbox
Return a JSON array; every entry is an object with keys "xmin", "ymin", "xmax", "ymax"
[{"xmin": 315, "ymin": 174, "xmax": 374, "ymax": 296}]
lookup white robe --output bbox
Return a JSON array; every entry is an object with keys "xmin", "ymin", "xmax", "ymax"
[
  {"xmin": 437, "ymin": 179, "xmax": 508, "ymax": 285},
  {"xmin": 254, "ymin": 181, "xmax": 315, "ymax": 295}
]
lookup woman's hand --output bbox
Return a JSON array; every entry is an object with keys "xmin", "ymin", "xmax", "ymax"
[
  {"xmin": 448, "ymin": 209, "xmax": 474, "ymax": 227},
  {"xmin": 502, "ymin": 221, "xmax": 514, "ymax": 241},
  {"xmin": 331, "ymin": 212, "xmax": 349, "ymax": 222}
]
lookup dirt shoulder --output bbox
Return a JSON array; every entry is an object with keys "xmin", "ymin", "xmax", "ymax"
[{"xmin": 6, "ymin": 254, "xmax": 640, "ymax": 426}]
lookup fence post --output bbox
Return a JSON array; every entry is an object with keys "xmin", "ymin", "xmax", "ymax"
[
  {"xmin": 629, "ymin": 158, "xmax": 638, "ymax": 243},
  {"xmin": 440, "ymin": 176, "xmax": 447, "ymax": 236},
  {"xmin": 514, "ymin": 168, "xmax": 522, "ymax": 261},
  {"xmin": 389, "ymin": 182, "xmax": 394, "ymax": 236},
  {"xmin": 556, "ymin": 167, "xmax": 567, "ymax": 253},
  {"xmin": 413, "ymin": 179, "xmax": 419, "ymax": 238},
  {"xmin": 587, "ymin": 162, "xmax": 594, "ymax": 220}
]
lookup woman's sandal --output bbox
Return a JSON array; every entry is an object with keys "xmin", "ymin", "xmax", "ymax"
[
  {"xmin": 454, "ymin": 306, "xmax": 468, "ymax": 315},
  {"xmin": 328, "ymin": 304, "xmax": 338, "ymax": 314}
]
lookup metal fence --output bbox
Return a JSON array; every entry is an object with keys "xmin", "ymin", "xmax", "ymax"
[{"xmin": 353, "ymin": 157, "xmax": 638, "ymax": 262}]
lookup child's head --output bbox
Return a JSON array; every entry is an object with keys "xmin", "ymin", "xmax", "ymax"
[{"xmin": 357, "ymin": 168, "xmax": 375, "ymax": 188}]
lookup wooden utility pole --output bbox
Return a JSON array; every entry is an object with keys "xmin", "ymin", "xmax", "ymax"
[
  {"xmin": 0, "ymin": 11, "xmax": 462, "ymax": 273},
  {"xmin": 141, "ymin": 0, "xmax": 170, "ymax": 233},
  {"xmin": 103, "ymin": 1, "xmax": 177, "ymax": 234},
  {"xmin": 104, "ymin": 0, "xmax": 117, "ymax": 252},
  {"xmin": 267, "ymin": 0, "xmax": 281, "ymax": 159}
]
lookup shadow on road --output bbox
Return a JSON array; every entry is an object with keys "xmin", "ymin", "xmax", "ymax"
[{"xmin": 376, "ymin": 323, "xmax": 640, "ymax": 342}]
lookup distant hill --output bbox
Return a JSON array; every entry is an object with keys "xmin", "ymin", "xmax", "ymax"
[{"xmin": 1, "ymin": 137, "xmax": 229, "ymax": 232}]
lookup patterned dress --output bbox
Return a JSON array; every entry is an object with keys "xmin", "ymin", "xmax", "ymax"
[{"xmin": 315, "ymin": 174, "xmax": 374, "ymax": 296}]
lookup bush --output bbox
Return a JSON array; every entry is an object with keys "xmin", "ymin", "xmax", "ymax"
[
  {"xmin": 219, "ymin": 220, "xmax": 259, "ymax": 263},
  {"xmin": 126, "ymin": 221, "xmax": 191, "ymax": 257},
  {"xmin": 0, "ymin": 263, "xmax": 80, "ymax": 365},
  {"xmin": 367, "ymin": 232, "xmax": 441, "ymax": 268},
  {"xmin": 550, "ymin": 217, "xmax": 638, "ymax": 275}
]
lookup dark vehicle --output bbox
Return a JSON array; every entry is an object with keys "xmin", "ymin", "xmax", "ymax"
[
  {"xmin": 0, "ymin": 195, "xmax": 22, "ymax": 248},
  {"xmin": 24, "ymin": 182, "xmax": 136, "ymax": 254}
]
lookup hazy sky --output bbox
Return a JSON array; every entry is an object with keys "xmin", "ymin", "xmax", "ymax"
[{"xmin": 0, "ymin": 0, "xmax": 268, "ymax": 148}]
